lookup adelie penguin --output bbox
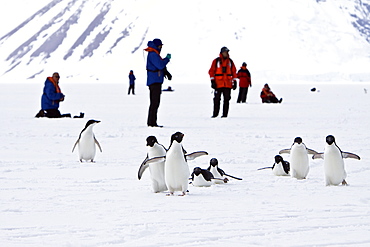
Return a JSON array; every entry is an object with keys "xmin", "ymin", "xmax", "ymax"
[
  {"xmin": 207, "ymin": 158, "xmax": 242, "ymax": 183},
  {"xmin": 141, "ymin": 132, "xmax": 208, "ymax": 196},
  {"xmin": 190, "ymin": 167, "xmax": 215, "ymax": 187},
  {"xmin": 279, "ymin": 137, "xmax": 317, "ymax": 179},
  {"xmin": 313, "ymin": 135, "xmax": 360, "ymax": 186},
  {"xmin": 72, "ymin": 119, "xmax": 102, "ymax": 162},
  {"xmin": 258, "ymin": 155, "xmax": 290, "ymax": 176},
  {"xmin": 138, "ymin": 136, "xmax": 167, "ymax": 193}
]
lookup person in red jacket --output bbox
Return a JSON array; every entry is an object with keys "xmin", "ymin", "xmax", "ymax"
[
  {"xmin": 260, "ymin": 83, "xmax": 282, "ymax": 103},
  {"xmin": 208, "ymin": 47, "xmax": 237, "ymax": 118},
  {"xmin": 236, "ymin": 62, "xmax": 252, "ymax": 103}
]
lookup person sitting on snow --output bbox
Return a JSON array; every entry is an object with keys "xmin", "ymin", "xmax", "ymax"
[
  {"xmin": 260, "ymin": 83, "xmax": 282, "ymax": 103},
  {"xmin": 35, "ymin": 72, "xmax": 76, "ymax": 118}
]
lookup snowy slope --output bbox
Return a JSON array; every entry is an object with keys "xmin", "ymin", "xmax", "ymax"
[
  {"xmin": 1, "ymin": 82, "xmax": 370, "ymax": 246},
  {"xmin": 0, "ymin": 0, "xmax": 370, "ymax": 83}
]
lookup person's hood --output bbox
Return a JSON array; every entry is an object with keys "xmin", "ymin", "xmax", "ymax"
[{"xmin": 147, "ymin": 41, "xmax": 161, "ymax": 52}]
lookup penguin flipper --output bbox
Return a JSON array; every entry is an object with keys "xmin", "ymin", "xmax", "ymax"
[
  {"xmin": 312, "ymin": 153, "xmax": 324, "ymax": 159},
  {"xmin": 72, "ymin": 139, "xmax": 79, "ymax": 152},
  {"xmin": 138, "ymin": 160, "xmax": 149, "ymax": 180},
  {"xmin": 342, "ymin": 152, "xmax": 361, "ymax": 160},
  {"xmin": 307, "ymin": 148, "xmax": 318, "ymax": 155},
  {"xmin": 224, "ymin": 173, "xmax": 243, "ymax": 180},
  {"xmin": 185, "ymin": 151, "xmax": 208, "ymax": 161},
  {"xmin": 94, "ymin": 137, "xmax": 102, "ymax": 152},
  {"xmin": 144, "ymin": 156, "xmax": 166, "ymax": 165},
  {"xmin": 279, "ymin": 149, "xmax": 291, "ymax": 154}
]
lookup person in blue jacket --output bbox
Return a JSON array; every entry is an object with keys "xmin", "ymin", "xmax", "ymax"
[
  {"xmin": 128, "ymin": 70, "xmax": 136, "ymax": 95},
  {"xmin": 144, "ymin": 38, "xmax": 172, "ymax": 127},
  {"xmin": 36, "ymin": 72, "xmax": 71, "ymax": 118}
]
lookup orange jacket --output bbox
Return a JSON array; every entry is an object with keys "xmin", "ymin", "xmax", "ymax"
[
  {"xmin": 209, "ymin": 54, "xmax": 237, "ymax": 89},
  {"xmin": 261, "ymin": 86, "xmax": 275, "ymax": 99}
]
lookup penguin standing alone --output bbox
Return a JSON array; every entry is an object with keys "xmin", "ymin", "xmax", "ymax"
[
  {"xmin": 138, "ymin": 136, "xmax": 167, "ymax": 193},
  {"xmin": 313, "ymin": 135, "xmax": 360, "ymax": 186},
  {"xmin": 72, "ymin": 120, "xmax": 102, "ymax": 162},
  {"xmin": 279, "ymin": 137, "xmax": 317, "ymax": 179}
]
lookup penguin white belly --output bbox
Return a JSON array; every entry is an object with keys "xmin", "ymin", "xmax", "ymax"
[
  {"xmin": 272, "ymin": 163, "xmax": 289, "ymax": 176},
  {"xmin": 290, "ymin": 145, "xmax": 309, "ymax": 179},
  {"xmin": 324, "ymin": 147, "xmax": 346, "ymax": 186},
  {"xmin": 165, "ymin": 143, "xmax": 189, "ymax": 193},
  {"xmin": 148, "ymin": 144, "xmax": 167, "ymax": 192},
  {"xmin": 192, "ymin": 175, "xmax": 213, "ymax": 187},
  {"xmin": 149, "ymin": 162, "xmax": 167, "ymax": 192},
  {"xmin": 79, "ymin": 132, "xmax": 96, "ymax": 161},
  {"xmin": 209, "ymin": 167, "xmax": 224, "ymax": 184}
]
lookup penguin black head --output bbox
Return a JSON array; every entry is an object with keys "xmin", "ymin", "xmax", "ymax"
[
  {"xmin": 193, "ymin": 167, "xmax": 202, "ymax": 176},
  {"xmin": 210, "ymin": 158, "xmax": 218, "ymax": 167},
  {"xmin": 274, "ymin": 155, "xmax": 284, "ymax": 163},
  {"xmin": 294, "ymin": 137, "xmax": 302, "ymax": 144},
  {"xmin": 146, "ymin": 136, "xmax": 158, "ymax": 147},
  {"xmin": 326, "ymin": 135, "xmax": 335, "ymax": 145},
  {"xmin": 85, "ymin": 119, "xmax": 100, "ymax": 128},
  {"xmin": 171, "ymin": 131, "xmax": 184, "ymax": 143}
]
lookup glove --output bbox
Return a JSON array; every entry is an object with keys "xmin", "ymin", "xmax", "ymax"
[
  {"xmin": 211, "ymin": 80, "xmax": 216, "ymax": 89},
  {"xmin": 166, "ymin": 53, "xmax": 171, "ymax": 59},
  {"xmin": 232, "ymin": 80, "xmax": 237, "ymax": 90},
  {"xmin": 164, "ymin": 67, "xmax": 172, "ymax": 80}
]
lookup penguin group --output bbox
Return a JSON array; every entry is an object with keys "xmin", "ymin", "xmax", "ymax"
[
  {"xmin": 138, "ymin": 132, "xmax": 243, "ymax": 195},
  {"xmin": 258, "ymin": 135, "xmax": 360, "ymax": 186},
  {"xmin": 69, "ymin": 121, "xmax": 361, "ymax": 188}
]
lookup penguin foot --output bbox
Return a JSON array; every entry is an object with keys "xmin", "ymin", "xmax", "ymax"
[
  {"xmin": 166, "ymin": 192, "xmax": 174, "ymax": 196},
  {"xmin": 342, "ymin": 180, "xmax": 348, "ymax": 186}
]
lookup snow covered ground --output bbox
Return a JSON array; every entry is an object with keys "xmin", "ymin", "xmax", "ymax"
[{"xmin": 1, "ymin": 81, "xmax": 370, "ymax": 246}]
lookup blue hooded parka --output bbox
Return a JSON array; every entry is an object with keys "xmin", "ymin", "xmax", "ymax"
[
  {"xmin": 145, "ymin": 41, "xmax": 170, "ymax": 86},
  {"xmin": 41, "ymin": 78, "xmax": 65, "ymax": 110}
]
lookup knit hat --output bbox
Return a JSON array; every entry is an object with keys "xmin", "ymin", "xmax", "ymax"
[
  {"xmin": 153, "ymin": 38, "xmax": 163, "ymax": 47},
  {"xmin": 242, "ymin": 62, "xmax": 247, "ymax": 67}
]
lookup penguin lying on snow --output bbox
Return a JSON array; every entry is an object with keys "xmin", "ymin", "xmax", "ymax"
[
  {"xmin": 138, "ymin": 136, "xmax": 167, "ymax": 193},
  {"xmin": 207, "ymin": 158, "xmax": 242, "ymax": 183},
  {"xmin": 141, "ymin": 132, "xmax": 208, "ymax": 196},
  {"xmin": 72, "ymin": 120, "xmax": 102, "ymax": 162},
  {"xmin": 190, "ymin": 167, "xmax": 214, "ymax": 187},
  {"xmin": 313, "ymin": 135, "xmax": 360, "ymax": 186},
  {"xmin": 279, "ymin": 137, "xmax": 317, "ymax": 179},
  {"xmin": 258, "ymin": 155, "xmax": 290, "ymax": 176}
]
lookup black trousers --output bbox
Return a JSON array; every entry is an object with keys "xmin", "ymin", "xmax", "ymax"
[
  {"xmin": 213, "ymin": 88, "xmax": 231, "ymax": 117},
  {"xmin": 128, "ymin": 84, "xmax": 135, "ymax": 94},
  {"xmin": 45, "ymin": 109, "xmax": 71, "ymax": 118},
  {"xmin": 147, "ymin": 83, "xmax": 162, "ymax": 126},
  {"xmin": 237, "ymin": 87, "xmax": 249, "ymax": 103}
]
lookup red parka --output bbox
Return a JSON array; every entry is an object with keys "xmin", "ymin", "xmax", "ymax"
[
  {"xmin": 209, "ymin": 54, "xmax": 237, "ymax": 89},
  {"xmin": 237, "ymin": 66, "xmax": 251, "ymax": 88}
]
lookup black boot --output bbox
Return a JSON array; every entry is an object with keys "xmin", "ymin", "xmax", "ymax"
[
  {"xmin": 35, "ymin": 109, "xmax": 45, "ymax": 118},
  {"xmin": 73, "ymin": 112, "xmax": 85, "ymax": 118}
]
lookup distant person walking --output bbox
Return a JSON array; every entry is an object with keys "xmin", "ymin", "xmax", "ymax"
[
  {"xmin": 208, "ymin": 46, "xmax": 237, "ymax": 118},
  {"xmin": 144, "ymin": 38, "xmax": 172, "ymax": 127},
  {"xmin": 236, "ymin": 62, "xmax": 252, "ymax": 103},
  {"xmin": 128, "ymin": 70, "xmax": 136, "ymax": 95},
  {"xmin": 260, "ymin": 83, "xmax": 282, "ymax": 103},
  {"xmin": 36, "ymin": 72, "xmax": 71, "ymax": 118}
]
